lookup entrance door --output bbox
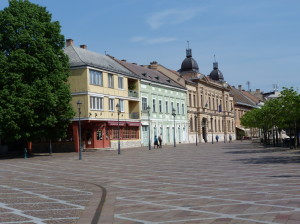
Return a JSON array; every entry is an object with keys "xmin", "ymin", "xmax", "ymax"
[
  {"xmin": 167, "ymin": 127, "xmax": 170, "ymax": 143},
  {"xmin": 178, "ymin": 127, "xmax": 181, "ymax": 143},
  {"xmin": 142, "ymin": 126, "xmax": 149, "ymax": 146}
]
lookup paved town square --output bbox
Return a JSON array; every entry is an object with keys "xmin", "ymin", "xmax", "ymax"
[{"xmin": 1, "ymin": 142, "xmax": 300, "ymax": 224}]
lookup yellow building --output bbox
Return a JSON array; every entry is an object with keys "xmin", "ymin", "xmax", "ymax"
[{"xmin": 64, "ymin": 40, "xmax": 140, "ymax": 151}]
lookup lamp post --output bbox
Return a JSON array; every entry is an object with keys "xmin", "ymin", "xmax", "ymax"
[
  {"xmin": 77, "ymin": 100, "xmax": 82, "ymax": 160},
  {"xmin": 195, "ymin": 114, "xmax": 198, "ymax": 146},
  {"xmin": 116, "ymin": 103, "xmax": 121, "ymax": 155},
  {"xmin": 211, "ymin": 116, "xmax": 214, "ymax": 144},
  {"xmin": 146, "ymin": 105, "xmax": 151, "ymax": 150},
  {"xmin": 172, "ymin": 108, "xmax": 176, "ymax": 147}
]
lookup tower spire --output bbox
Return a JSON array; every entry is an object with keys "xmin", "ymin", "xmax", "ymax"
[
  {"xmin": 213, "ymin": 55, "xmax": 218, "ymax": 69},
  {"xmin": 186, "ymin": 41, "xmax": 192, "ymax": 57}
]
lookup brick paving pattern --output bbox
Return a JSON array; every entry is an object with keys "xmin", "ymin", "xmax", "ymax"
[{"xmin": 1, "ymin": 142, "xmax": 300, "ymax": 223}]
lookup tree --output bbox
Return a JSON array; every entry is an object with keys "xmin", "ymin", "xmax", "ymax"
[{"xmin": 0, "ymin": 0, "xmax": 74, "ymax": 147}]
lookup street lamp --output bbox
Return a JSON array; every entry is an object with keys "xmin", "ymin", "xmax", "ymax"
[
  {"xmin": 116, "ymin": 103, "xmax": 121, "ymax": 155},
  {"xmin": 172, "ymin": 108, "xmax": 176, "ymax": 147},
  {"xmin": 195, "ymin": 114, "xmax": 198, "ymax": 146},
  {"xmin": 211, "ymin": 116, "xmax": 214, "ymax": 144},
  {"xmin": 77, "ymin": 100, "xmax": 82, "ymax": 160},
  {"xmin": 146, "ymin": 105, "xmax": 151, "ymax": 150}
]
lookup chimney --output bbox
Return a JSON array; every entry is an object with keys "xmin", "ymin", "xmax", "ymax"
[
  {"xmin": 256, "ymin": 89, "xmax": 260, "ymax": 93},
  {"xmin": 80, "ymin": 44, "xmax": 87, "ymax": 49},
  {"xmin": 66, "ymin": 39, "xmax": 74, "ymax": 47},
  {"xmin": 238, "ymin": 85, "xmax": 242, "ymax": 91},
  {"xmin": 149, "ymin": 61, "xmax": 158, "ymax": 70}
]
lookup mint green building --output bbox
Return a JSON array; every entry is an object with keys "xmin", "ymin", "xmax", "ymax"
[{"xmin": 115, "ymin": 59, "xmax": 188, "ymax": 147}]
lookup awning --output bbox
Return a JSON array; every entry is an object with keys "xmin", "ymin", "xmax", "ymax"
[
  {"xmin": 127, "ymin": 122, "xmax": 141, "ymax": 127},
  {"xmin": 107, "ymin": 121, "xmax": 126, "ymax": 126}
]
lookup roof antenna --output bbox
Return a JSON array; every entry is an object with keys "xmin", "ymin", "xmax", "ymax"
[
  {"xmin": 187, "ymin": 40, "xmax": 190, "ymax": 49},
  {"xmin": 214, "ymin": 54, "xmax": 216, "ymax": 62}
]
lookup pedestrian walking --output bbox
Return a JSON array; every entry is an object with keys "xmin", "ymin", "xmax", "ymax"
[
  {"xmin": 229, "ymin": 134, "xmax": 232, "ymax": 143},
  {"xmin": 158, "ymin": 134, "xmax": 162, "ymax": 148},
  {"xmin": 216, "ymin": 135, "xmax": 219, "ymax": 143},
  {"xmin": 154, "ymin": 135, "xmax": 159, "ymax": 149}
]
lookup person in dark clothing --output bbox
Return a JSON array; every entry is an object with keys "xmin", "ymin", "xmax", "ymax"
[{"xmin": 154, "ymin": 135, "xmax": 159, "ymax": 149}]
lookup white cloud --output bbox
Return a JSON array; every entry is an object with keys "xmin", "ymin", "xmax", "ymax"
[
  {"xmin": 147, "ymin": 8, "xmax": 200, "ymax": 29},
  {"xmin": 130, "ymin": 36, "xmax": 177, "ymax": 45}
]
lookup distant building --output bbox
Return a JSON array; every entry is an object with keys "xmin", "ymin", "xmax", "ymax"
[
  {"xmin": 229, "ymin": 85, "xmax": 260, "ymax": 139},
  {"xmin": 65, "ymin": 40, "xmax": 141, "ymax": 151}
]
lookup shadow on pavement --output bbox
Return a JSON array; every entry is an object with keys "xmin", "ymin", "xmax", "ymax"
[
  {"xmin": 234, "ymin": 156, "xmax": 300, "ymax": 164},
  {"xmin": 225, "ymin": 148, "xmax": 290, "ymax": 154}
]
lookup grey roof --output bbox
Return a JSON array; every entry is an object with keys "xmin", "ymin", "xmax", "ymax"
[
  {"xmin": 229, "ymin": 86, "xmax": 258, "ymax": 108},
  {"xmin": 112, "ymin": 58, "xmax": 186, "ymax": 90},
  {"xmin": 64, "ymin": 45, "xmax": 138, "ymax": 78},
  {"xmin": 178, "ymin": 48, "xmax": 199, "ymax": 73},
  {"xmin": 209, "ymin": 62, "xmax": 224, "ymax": 81}
]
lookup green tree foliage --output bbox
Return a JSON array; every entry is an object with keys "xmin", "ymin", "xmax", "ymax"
[
  {"xmin": 241, "ymin": 87, "xmax": 300, "ymax": 146},
  {"xmin": 0, "ymin": 0, "xmax": 74, "ymax": 143}
]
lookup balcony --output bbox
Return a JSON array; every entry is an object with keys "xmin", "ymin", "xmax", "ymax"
[
  {"xmin": 128, "ymin": 90, "xmax": 138, "ymax": 98},
  {"xmin": 129, "ymin": 112, "xmax": 140, "ymax": 119}
]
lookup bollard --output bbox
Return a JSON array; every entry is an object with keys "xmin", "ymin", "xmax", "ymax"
[{"xmin": 24, "ymin": 148, "xmax": 27, "ymax": 159}]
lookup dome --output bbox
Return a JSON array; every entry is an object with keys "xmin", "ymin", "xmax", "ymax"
[
  {"xmin": 179, "ymin": 48, "xmax": 199, "ymax": 73},
  {"xmin": 209, "ymin": 62, "xmax": 224, "ymax": 81}
]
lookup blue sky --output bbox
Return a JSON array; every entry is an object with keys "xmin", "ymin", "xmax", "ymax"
[{"xmin": 1, "ymin": 0, "xmax": 299, "ymax": 92}]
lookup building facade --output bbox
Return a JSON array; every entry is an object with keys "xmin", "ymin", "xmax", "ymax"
[
  {"xmin": 113, "ymin": 59, "xmax": 188, "ymax": 147},
  {"xmin": 161, "ymin": 48, "xmax": 236, "ymax": 143},
  {"xmin": 65, "ymin": 40, "xmax": 141, "ymax": 151}
]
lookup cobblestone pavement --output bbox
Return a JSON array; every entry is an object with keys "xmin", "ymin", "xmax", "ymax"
[{"xmin": 1, "ymin": 141, "xmax": 300, "ymax": 224}]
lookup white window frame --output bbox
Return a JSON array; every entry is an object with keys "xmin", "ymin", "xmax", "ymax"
[
  {"xmin": 119, "ymin": 99, "xmax": 124, "ymax": 112},
  {"xmin": 182, "ymin": 103, "xmax": 185, "ymax": 115},
  {"xmin": 108, "ymin": 73, "xmax": 114, "ymax": 88},
  {"xmin": 90, "ymin": 96, "xmax": 103, "ymax": 111},
  {"xmin": 153, "ymin": 98, "xmax": 156, "ymax": 112},
  {"xmin": 177, "ymin": 102, "xmax": 180, "ymax": 114},
  {"xmin": 165, "ymin": 101, "xmax": 169, "ymax": 113},
  {"xmin": 159, "ymin": 99, "xmax": 162, "ymax": 113},
  {"xmin": 89, "ymin": 70, "xmax": 103, "ymax": 86},
  {"xmin": 109, "ymin": 98, "xmax": 114, "ymax": 111},
  {"xmin": 142, "ymin": 97, "xmax": 147, "ymax": 111},
  {"xmin": 118, "ymin": 76, "xmax": 124, "ymax": 89}
]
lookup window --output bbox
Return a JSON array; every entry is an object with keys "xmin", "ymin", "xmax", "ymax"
[
  {"xmin": 152, "ymin": 99, "xmax": 156, "ymax": 112},
  {"xmin": 89, "ymin": 70, "xmax": 103, "ymax": 86},
  {"xmin": 109, "ymin": 98, "xmax": 114, "ymax": 111},
  {"xmin": 177, "ymin": 103, "xmax": 180, "ymax": 114},
  {"xmin": 171, "ymin": 102, "xmax": 174, "ymax": 111},
  {"xmin": 200, "ymin": 95, "xmax": 203, "ymax": 107},
  {"xmin": 165, "ymin": 101, "xmax": 169, "ymax": 113},
  {"xmin": 190, "ymin": 117, "xmax": 193, "ymax": 132},
  {"xmin": 118, "ymin": 76, "xmax": 123, "ymax": 89},
  {"xmin": 193, "ymin": 95, "xmax": 196, "ymax": 107},
  {"xmin": 189, "ymin": 94, "xmax": 192, "ymax": 106},
  {"xmin": 142, "ymin": 97, "xmax": 147, "ymax": 111},
  {"xmin": 182, "ymin": 104, "xmax": 184, "ymax": 115},
  {"xmin": 108, "ymin": 74, "xmax": 114, "ymax": 88},
  {"xmin": 90, "ymin": 96, "xmax": 103, "ymax": 110},
  {"xmin": 159, "ymin": 100, "xmax": 162, "ymax": 113},
  {"xmin": 119, "ymin": 99, "xmax": 124, "ymax": 112}
]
